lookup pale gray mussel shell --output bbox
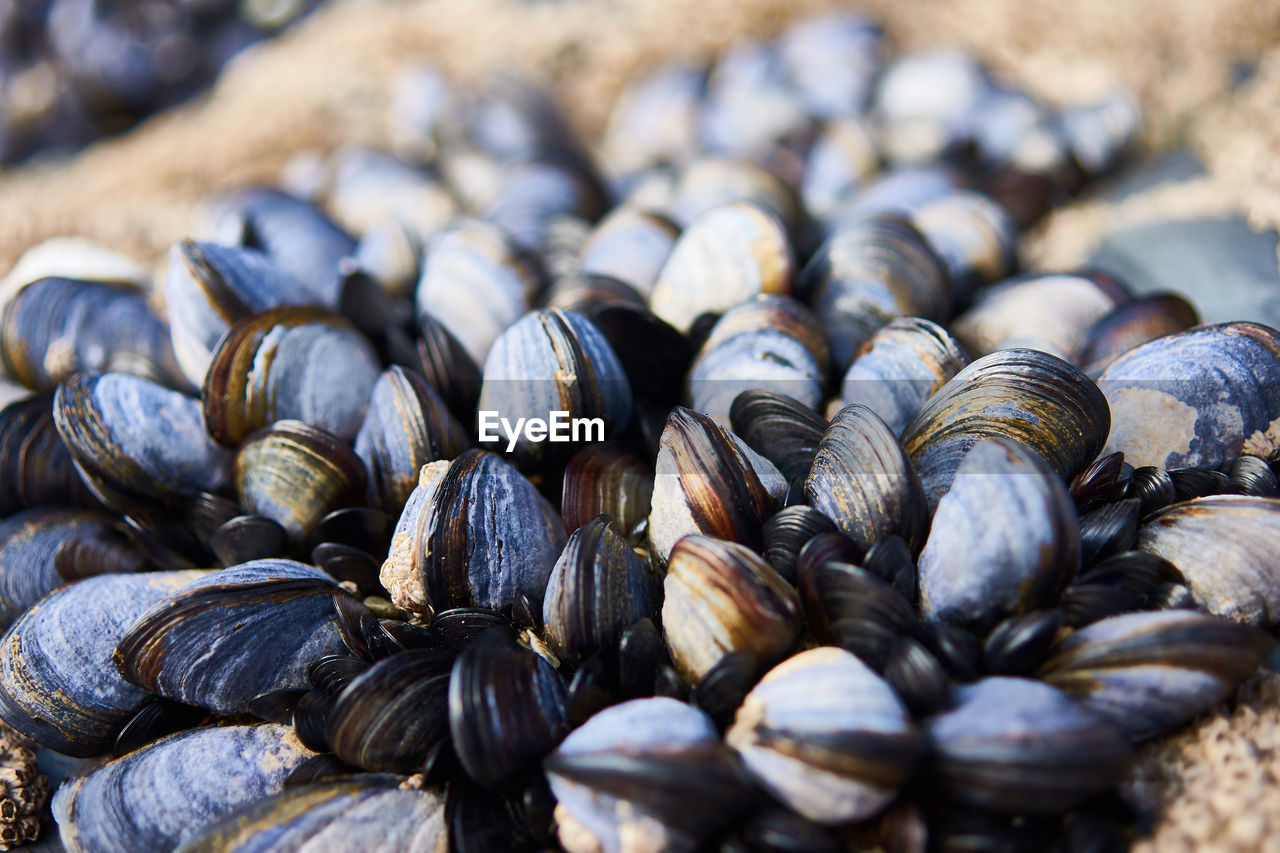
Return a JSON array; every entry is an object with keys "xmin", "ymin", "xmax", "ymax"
[
  {"xmin": 872, "ymin": 49, "xmax": 992, "ymax": 165},
  {"xmin": 1135, "ymin": 495, "xmax": 1280, "ymax": 626},
  {"xmin": 477, "ymin": 308, "xmax": 633, "ymax": 467},
  {"xmin": 599, "ymin": 62, "xmax": 705, "ymax": 178},
  {"xmin": 901, "ymin": 348, "xmax": 1110, "ymax": 510},
  {"xmin": 649, "ymin": 201, "xmax": 794, "ymax": 334},
  {"xmin": 669, "ymin": 158, "xmax": 802, "ymax": 233},
  {"xmin": 776, "ymin": 12, "xmax": 882, "ymax": 120},
  {"xmin": 805, "ymin": 404, "xmax": 929, "ymax": 555},
  {"xmin": 53, "ymin": 723, "xmax": 315, "ymax": 853},
  {"xmin": 0, "ymin": 276, "xmax": 184, "ymax": 391},
  {"xmin": 1038, "ymin": 609, "xmax": 1271, "ymax": 742},
  {"xmin": 726, "ymin": 646, "xmax": 920, "ymax": 825},
  {"xmin": 839, "ymin": 317, "xmax": 969, "ymax": 435},
  {"xmin": 952, "ymin": 272, "xmax": 1130, "ymax": 359},
  {"xmin": 698, "ymin": 40, "xmax": 811, "ymax": 161},
  {"xmin": 209, "ymin": 188, "xmax": 356, "ymax": 306},
  {"xmin": 0, "ymin": 570, "xmax": 205, "ymax": 756},
  {"xmin": 115, "ymin": 560, "xmax": 348, "ymax": 714},
  {"xmin": 54, "ymin": 372, "xmax": 232, "ymax": 510},
  {"xmin": 202, "ymin": 306, "xmax": 381, "ymax": 446},
  {"xmin": 647, "ymin": 407, "xmax": 786, "ymax": 561},
  {"xmin": 414, "ymin": 218, "xmax": 539, "ymax": 367},
  {"xmin": 323, "ymin": 144, "xmax": 459, "ymax": 239},
  {"xmin": 662, "ymin": 535, "xmax": 802, "ymax": 684},
  {"xmin": 1097, "ymin": 322, "xmax": 1280, "ymax": 469},
  {"xmin": 483, "ymin": 154, "xmax": 606, "ymax": 254},
  {"xmin": 162, "ymin": 241, "xmax": 319, "ymax": 386},
  {"xmin": 828, "ymin": 165, "xmax": 960, "ymax": 226},
  {"xmin": 910, "ymin": 190, "xmax": 1017, "ymax": 308},
  {"xmin": 560, "ymin": 445, "xmax": 653, "ymax": 537},
  {"xmin": 381, "ymin": 449, "xmax": 566, "ymax": 615},
  {"xmin": 1056, "ymin": 89, "xmax": 1142, "ymax": 178},
  {"xmin": 174, "ymin": 778, "xmax": 448, "ymax": 853},
  {"xmin": 449, "ymin": 628, "xmax": 569, "ymax": 789},
  {"xmin": 926, "ymin": 676, "xmax": 1132, "ymax": 814},
  {"xmin": 918, "ymin": 438, "xmax": 1080, "ymax": 630},
  {"xmin": 800, "ymin": 213, "xmax": 951, "ymax": 370},
  {"xmin": 234, "ymin": 420, "xmax": 368, "ymax": 545},
  {"xmin": 355, "ymin": 366, "xmax": 470, "ymax": 514},
  {"xmin": 350, "ymin": 219, "xmax": 423, "ymax": 300},
  {"xmin": 1075, "ymin": 292, "xmax": 1199, "ymax": 376},
  {"xmin": 545, "ymin": 696, "xmax": 754, "ymax": 853},
  {"xmin": 542, "ymin": 515, "xmax": 660, "ymax": 666},
  {"xmin": 388, "ymin": 63, "xmax": 465, "ymax": 162},
  {"xmin": 687, "ymin": 316, "xmax": 824, "ymax": 423},
  {"xmin": 578, "ymin": 207, "xmax": 679, "ymax": 300},
  {"xmin": 698, "ymin": 294, "xmax": 831, "ymax": 375},
  {"xmin": 800, "ymin": 118, "xmax": 879, "ymax": 223},
  {"xmin": 0, "ymin": 507, "xmax": 146, "ymax": 630}
]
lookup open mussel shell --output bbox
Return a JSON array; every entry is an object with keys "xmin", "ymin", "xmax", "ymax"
[
  {"xmin": 477, "ymin": 308, "xmax": 633, "ymax": 467},
  {"xmin": 800, "ymin": 213, "xmax": 951, "ymax": 370},
  {"xmin": 1, "ymin": 277, "xmax": 183, "ymax": 392},
  {"xmin": 381, "ymin": 449, "xmax": 566, "ymax": 615},
  {"xmin": 162, "ymin": 241, "xmax": 318, "ymax": 386},
  {"xmin": 203, "ymin": 306, "xmax": 381, "ymax": 446},
  {"xmin": 0, "ymin": 570, "xmax": 205, "ymax": 756},
  {"xmin": 234, "ymin": 420, "xmax": 368, "ymax": 545},
  {"xmin": 1097, "ymin": 322, "xmax": 1280, "ymax": 469},
  {"xmin": 648, "ymin": 407, "xmax": 786, "ymax": 560},
  {"xmin": 415, "ymin": 219, "xmax": 539, "ymax": 368},
  {"xmin": 542, "ymin": 516, "xmax": 659, "ymax": 666},
  {"xmin": 53, "ymin": 723, "xmax": 315, "ymax": 853},
  {"xmin": 0, "ymin": 393, "xmax": 94, "ymax": 513},
  {"xmin": 545, "ymin": 697, "xmax": 757, "ymax": 853},
  {"xmin": 578, "ymin": 207, "xmax": 680, "ymax": 300},
  {"xmin": 662, "ymin": 535, "xmax": 802, "ymax": 684},
  {"xmin": 174, "ymin": 778, "xmax": 447, "ymax": 853},
  {"xmin": 54, "ymin": 372, "xmax": 232, "ymax": 510},
  {"xmin": 650, "ymin": 201, "xmax": 793, "ymax": 334},
  {"xmin": 805, "ymin": 404, "xmax": 929, "ymax": 555},
  {"xmin": 839, "ymin": 317, "xmax": 969, "ymax": 435},
  {"xmin": 323, "ymin": 648, "xmax": 454, "ymax": 773},
  {"xmin": 901, "ymin": 348, "xmax": 1110, "ymax": 509},
  {"xmin": 1135, "ymin": 495, "xmax": 1280, "ymax": 626},
  {"xmin": 0, "ymin": 507, "xmax": 147, "ymax": 630},
  {"xmin": 951, "ymin": 272, "xmax": 1128, "ymax": 358},
  {"xmin": 726, "ymin": 646, "xmax": 921, "ymax": 825},
  {"xmin": 115, "ymin": 560, "xmax": 348, "ymax": 714},
  {"xmin": 728, "ymin": 389, "xmax": 827, "ymax": 485},
  {"xmin": 561, "ymin": 444, "xmax": 653, "ymax": 537},
  {"xmin": 925, "ymin": 677, "xmax": 1133, "ymax": 814},
  {"xmin": 910, "ymin": 190, "xmax": 1017, "ymax": 308},
  {"xmin": 450, "ymin": 628, "xmax": 569, "ymax": 789},
  {"xmin": 1038, "ymin": 610, "xmax": 1271, "ymax": 742},
  {"xmin": 355, "ymin": 366, "xmax": 469, "ymax": 513},
  {"xmin": 919, "ymin": 438, "xmax": 1080, "ymax": 631},
  {"xmin": 1075, "ymin": 292, "xmax": 1199, "ymax": 375},
  {"xmin": 209, "ymin": 187, "xmax": 356, "ymax": 305}
]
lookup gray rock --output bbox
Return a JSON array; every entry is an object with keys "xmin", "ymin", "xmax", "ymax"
[
  {"xmin": 1091, "ymin": 149, "xmax": 1203, "ymax": 203},
  {"xmin": 1090, "ymin": 216, "xmax": 1280, "ymax": 327}
]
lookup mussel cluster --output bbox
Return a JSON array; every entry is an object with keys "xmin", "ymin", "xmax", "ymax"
[{"xmin": 0, "ymin": 9, "xmax": 1275, "ymax": 853}]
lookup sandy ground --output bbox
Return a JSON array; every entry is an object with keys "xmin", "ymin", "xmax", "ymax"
[{"xmin": 2, "ymin": 0, "xmax": 1280, "ymax": 849}]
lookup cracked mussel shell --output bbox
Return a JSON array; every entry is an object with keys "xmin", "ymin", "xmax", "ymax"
[
  {"xmin": 1135, "ymin": 494, "xmax": 1280, "ymax": 626},
  {"xmin": 54, "ymin": 723, "xmax": 315, "ymax": 853},
  {"xmin": 0, "ymin": 570, "xmax": 205, "ymax": 756},
  {"xmin": 174, "ymin": 778, "xmax": 447, "ymax": 853},
  {"xmin": 1098, "ymin": 322, "xmax": 1280, "ymax": 469},
  {"xmin": 381, "ymin": 449, "xmax": 566, "ymax": 615},
  {"xmin": 918, "ymin": 438, "xmax": 1080, "ymax": 630},
  {"xmin": 1, "ymin": 276, "xmax": 183, "ymax": 392},
  {"xmin": 355, "ymin": 366, "xmax": 469, "ymax": 514},
  {"xmin": 203, "ymin": 306, "xmax": 381, "ymax": 446},
  {"xmin": 545, "ymin": 697, "xmax": 757, "ymax": 853},
  {"xmin": 902, "ymin": 348, "xmax": 1110, "ymax": 509},
  {"xmin": 926, "ymin": 676, "xmax": 1133, "ymax": 815},
  {"xmin": 477, "ymin": 308, "xmax": 633, "ymax": 468},
  {"xmin": 662, "ymin": 535, "xmax": 802, "ymax": 684},
  {"xmin": 234, "ymin": 420, "xmax": 368, "ymax": 546},
  {"xmin": 1038, "ymin": 609, "xmax": 1271, "ymax": 742},
  {"xmin": 648, "ymin": 407, "xmax": 786, "ymax": 560},
  {"xmin": 805, "ymin": 404, "xmax": 929, "ymax": 555},
  {"xmin": 726, "ymin": 646, "xmax": 921, "ymax": 824},
  {"xmin": 542, "ymin": 515, "xmax": 660, "ymax": 666},
  {"xmin": 54, "ymin": 371, "xmax": 232, "ymax": 512},
  {"xmin": 115, "ymin": 560, "xmax": 349, "ymax": 715}
]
